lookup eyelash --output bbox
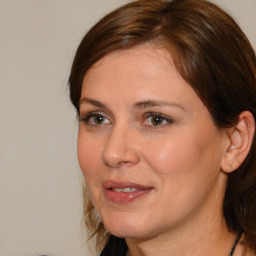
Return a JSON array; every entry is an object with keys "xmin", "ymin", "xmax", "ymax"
[
  {"xmin": 79, "ymin": 112, "xmax": 173, "ymax": 128},
  {"xmin": 79, "ymin": 112, "xmax": 110, "ymax": 126},
  {"xmin": 143, "ymin": 112, "xmax": 173, "ymax": 127}
]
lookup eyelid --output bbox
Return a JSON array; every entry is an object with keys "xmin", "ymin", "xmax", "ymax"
[
  {"xmin": 142, "ymin": 112, "xmax": 174, "ymax": 127},
  {"xmin": 79, "ymin": 111, "xmax": 111, "ymax": 126},
  {"xmin": 79, "ymin": 111, "xmax": 173, "ymax": 128}
]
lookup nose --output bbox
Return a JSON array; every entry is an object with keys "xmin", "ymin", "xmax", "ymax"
[{"xmin": 102, "ymin": 124, "xmax": 140, "ymax": 168}]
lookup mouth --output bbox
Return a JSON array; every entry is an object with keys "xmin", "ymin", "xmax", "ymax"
[
  {"xmin": 111, "ymin": 187, "xmax": 140, "ymax": 193},
  {"xmin": 103, "ymin": 180, "xmax": 154, "ymax": 203}
]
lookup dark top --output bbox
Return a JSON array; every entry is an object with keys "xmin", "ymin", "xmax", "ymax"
[{"xmin": 100, "ymin": 235, "xmax": 127, "ymax": 256}]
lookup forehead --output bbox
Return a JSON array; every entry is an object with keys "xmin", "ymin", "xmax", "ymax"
[
  {"xmin": 82, "ymin": 44, "xmax": 180, "ymax": 93},
  {"xmin": 80, "ymin": 44, "xmax": 209, "ymax": 119}
]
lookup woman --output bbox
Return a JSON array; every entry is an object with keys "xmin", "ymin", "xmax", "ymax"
[{"xmin": 69, "ymin": 0, "xmax": 256, "ymax": 255}]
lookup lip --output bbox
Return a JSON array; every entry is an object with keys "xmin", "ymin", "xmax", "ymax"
[{"xmin": 103, "ymin": 180, "xmax": 154, "ymax": 204}]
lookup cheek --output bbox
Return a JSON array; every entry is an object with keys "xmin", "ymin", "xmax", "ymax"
[
  {"xmin": 77, "ymin": 131, "xmax": 102, "ymax": 179},
  {"xmin": 142, "ymin": 127, "xmax": 223, "ymax": 183},
  {"xmin": 143, "ymin": 135, "xmax": 195, "ymax": 177},
  {"xmin": 141, "ymin": 130, "xmax": 224, "ymax": 222}
]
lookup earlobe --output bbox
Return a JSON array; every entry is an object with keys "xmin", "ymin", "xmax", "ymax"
[{"xmin": 221, "ymin": 111, "xmax": 255, "ymax": 173}]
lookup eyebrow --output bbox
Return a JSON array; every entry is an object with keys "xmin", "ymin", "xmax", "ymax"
[
  {"xmin": 80, "ymin": 97, "xmax": 106, "ymax": 108},
  {"xmin": 80, "ymin": 97, "xmax": 185, "ymax": 111},
  {"xmin": 134, "ymin": 100, "xmax": 185, "ymax": 111}
]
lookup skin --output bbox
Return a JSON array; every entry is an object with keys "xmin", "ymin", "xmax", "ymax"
[{"xmin": 77, "ymin": 44, "xmax": 246, "ymax": 255}]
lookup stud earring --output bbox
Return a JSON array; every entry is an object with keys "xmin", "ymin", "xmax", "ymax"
[{"xmin": 229, "ymin": 162, "xmax": 232, "ymax": 167}]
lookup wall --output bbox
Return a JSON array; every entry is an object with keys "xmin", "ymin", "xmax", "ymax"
[{"xmin": 0, "ymin": 1, "xmax": 255, "ymax": 255}]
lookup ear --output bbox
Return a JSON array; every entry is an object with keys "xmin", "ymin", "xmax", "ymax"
[{"xmin": 221, "ymin": 111, "xmax": 255, "ymax": 173}]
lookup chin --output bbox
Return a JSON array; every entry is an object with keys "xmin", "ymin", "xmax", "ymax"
[
  {"xmin": 107, "ymin": 225, "xmax": 152, "ymax": 239},
  {"xmin": 101, "ymin": 210, "xmax": 157, "ymax": 239}
]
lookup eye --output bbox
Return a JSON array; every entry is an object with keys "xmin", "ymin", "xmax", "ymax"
[
  {"xmin": 142, "ymin": 112, "xmax": 173, "ymax": 127},
  {"xmin": 79, "ymin": 112, "xmax": 110, "ymax": 126}
]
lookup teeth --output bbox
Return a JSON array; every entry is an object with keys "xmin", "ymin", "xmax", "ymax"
[{"xmin": 112, "ymin": 187, "xmax": 138, "ymax": 193}]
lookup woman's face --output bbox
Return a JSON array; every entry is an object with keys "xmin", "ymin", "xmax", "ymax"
[{"xmin": 78, "ymin": 44, "xmax": 229, "ymax": 239}]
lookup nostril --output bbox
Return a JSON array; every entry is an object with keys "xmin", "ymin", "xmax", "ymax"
[{"xmin": 102, "ymin": 131, "xmax": 140, "ymax": 168}]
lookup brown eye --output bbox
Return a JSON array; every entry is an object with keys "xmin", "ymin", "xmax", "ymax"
[
  {"xmin": 93, "ymin": 115, "xmax": 105, "ymax": 124},
  {"xmin": 143, "ymin": 112, "xmax": 173, "ymax": 127},
  {"xmin": 151, "ymin": 115, "xmax": 164, "ymax": 126},
  {"xmin": 79, "ymin": 113, "xmax": 110, "ymax": 126}
]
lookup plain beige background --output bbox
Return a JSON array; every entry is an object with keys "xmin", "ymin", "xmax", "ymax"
[{"xmin": 0, "ymin": 1, "xmax": 255, "ymax": 256}]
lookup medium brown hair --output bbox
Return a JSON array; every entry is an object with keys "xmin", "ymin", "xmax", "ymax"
[{"xmin": 69, "ymin": 0, "xmax": 256, "ymax": 251}]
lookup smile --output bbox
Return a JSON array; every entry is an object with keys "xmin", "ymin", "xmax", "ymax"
[
  {"xmin": 103, "ymin": 181, "xmax": 154, "ymax": 203},
  {"xmin": 111, "ymin": 187, "xmax": 139, "ymax": 192}
]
